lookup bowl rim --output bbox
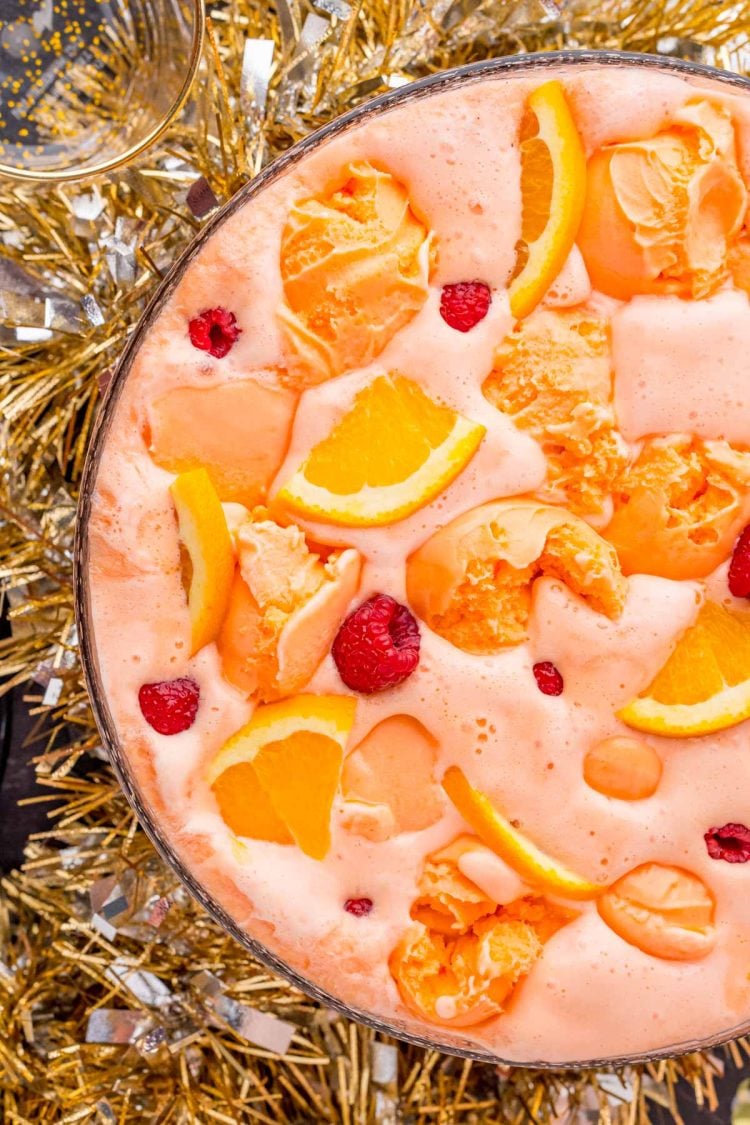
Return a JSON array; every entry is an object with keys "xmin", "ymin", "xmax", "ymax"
[
  {"xmin": 0, "ymin": 0, "xmax": 206, "ymax": 183},
  {"xmin": 74, "ymin": 48, "xmax": 750, "ymax": 1069}
]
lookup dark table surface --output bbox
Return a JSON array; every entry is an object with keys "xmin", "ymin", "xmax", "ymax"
[{"xmin": 0, "ymin": 684, "xmax": 744, "ymax": 1121}]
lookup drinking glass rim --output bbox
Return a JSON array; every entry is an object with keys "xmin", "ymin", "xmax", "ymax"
[
  {"xmin": 0, "ymin": 0, "xmax": 206, "ymax": 184},
  {"xmin": 74, "ymin": 49, "xmax": 750, "ymax": 1069}
]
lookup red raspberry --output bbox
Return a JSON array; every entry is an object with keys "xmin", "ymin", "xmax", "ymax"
[
  {"xmin": 704, "ymin": 823, "xmax": 750, "ymax": 863},
  {"xmin": 188, "ymin": 307, "xmax": 241, "ymax": 358},
  {"xmin": 138, "ymin": 677, "xmax": 200, "ymax": 735},
  {"xmin": 332, "ymin": 594, "xmax": 420, "ymax": 694},
  {"xmin": 728, "ymin": 524, "xmax": 750, "ymax": 597},
  {"xmin": 344, "ymin": 897, "xmax": 373, "ymax": 917},
  {"xmin": 533, "ymin": 661, "xmax": 564, "ymax": 696},
  {"xmin": 439, "ymin": 281, "xmax": 492, "ymax": 332}
]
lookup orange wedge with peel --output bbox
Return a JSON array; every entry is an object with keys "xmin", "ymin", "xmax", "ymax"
[
  {"xmin": 275, "ymin": 375, "xmax": 485, "ymax": 527},
  {"xmin": 509, "ymin": 80, "xmax": 586, "ymax": 320},
  {"xmin": 170, "ymin": 468, "xmax": 235, "ymax": 656},
  {"xmin": 207, "ymin": 694, "xmax": 356, "ymax": 859},
  {"xmin": 619, "ymin": 601, "xmax": 750, "ymax": 737},
  {"xmin": 442, "ymin": 766, "xmax": 601, "ymax": 900}
]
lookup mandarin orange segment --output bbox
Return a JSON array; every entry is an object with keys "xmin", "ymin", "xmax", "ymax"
[
  {"xmin": 211, "ymin": 761, "xmax": 292, "ymax": 844},
  {"xmin": 508, "ymin": 81, "xmax": 586, "ymax": 320},
  {"xmin": 207, "ymin": 694, "xmax": 356, "ymax": 859},
  {"xmin": 442, "ymin": 766, "xmax": 602, "ymax": 899},
  {"xmin": 252, "ymin": 731, "xmax": 343, "ymax": 861},
  {"xmin": 170, "ymin": 468, "xmax": 235, "ymax": 656},
  {"xmin": 275, "ymin": 374, "xmax": 485, "ymax": 527},
  {"xmin": 619, "ymin": 601, "xmax": 750, "ymax": 736},
  {"xmin": 598, "ymin": 863, "xmax": 716, "ymax": 961}
]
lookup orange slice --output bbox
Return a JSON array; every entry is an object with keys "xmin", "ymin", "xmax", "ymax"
[
  {"xmin": 442, "ymin": 766, "xmax": 601, "ymax": 900},
  {"xmin": 207, "ymin": 694, "xmax": 356, "ymax": 859},
  {"xmin": 509, "ymin": 80, "xmax": 586, "ymax": 320},
  {"xmin": 619, "ymin": 601, "xmax": 750, "ymax": 736},
  {"xmin": 275, "ymin": 375, "xmax": 485, "ymax": 527},
  {"xmin": 170, "ymin": 468, "xmax": 235, "ymax": 656}
]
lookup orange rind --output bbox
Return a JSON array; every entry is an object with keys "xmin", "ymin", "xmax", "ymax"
[{"xmin": 442, "ymin": 766, "xmax": 602, "ymax": 900}]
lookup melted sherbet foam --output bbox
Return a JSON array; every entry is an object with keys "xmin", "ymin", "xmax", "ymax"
[{"xmin": 87, "ymin": 63, "xmax": 750, "ymax": 1062}]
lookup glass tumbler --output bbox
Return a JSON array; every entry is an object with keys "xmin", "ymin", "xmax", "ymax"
[{"xmin": 0, "ymin": 0, "xmax": 204, "ymax": 181}]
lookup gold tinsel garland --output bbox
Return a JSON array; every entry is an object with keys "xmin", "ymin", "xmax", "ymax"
[{"xmin": 3, "ymin": 2, "xmax": 750, "ymax": 1121}]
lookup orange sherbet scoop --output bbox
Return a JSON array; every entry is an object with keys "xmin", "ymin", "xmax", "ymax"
[
  {"xmin": 341, "ymin": 715, "xmax": 443, "ymax": 841},
  {"xmin": 389, "ymin": 834, "xmax": 576, "ymax": 1028},
  {"xmin": 583, "ymin": 736, "xmax": 662, "ymax": 801},
  {"xmin": 483, "ymin": 307, "xmax": 626, "ymax": 521},
  {"xmin": 603, "ymin": 437, "xmax": 750, "ymax": 581},
  {"xmin": 406, "ymin": 499, "xmax": 626, "ymax": 653},
  {"xmin": 279, "ymin": 162, "xmax": 431, "ymax": 383},
  {"xmin": 578, "ymin": 100, "xmax": 747, "ymax": 300},
  {"xmin": 390, "ymin": 919, "xmax": 542, "ymax": 1029},
  {"xmin": 217, "ymin": 511, "xmax": 361, "ymax": 702}
]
